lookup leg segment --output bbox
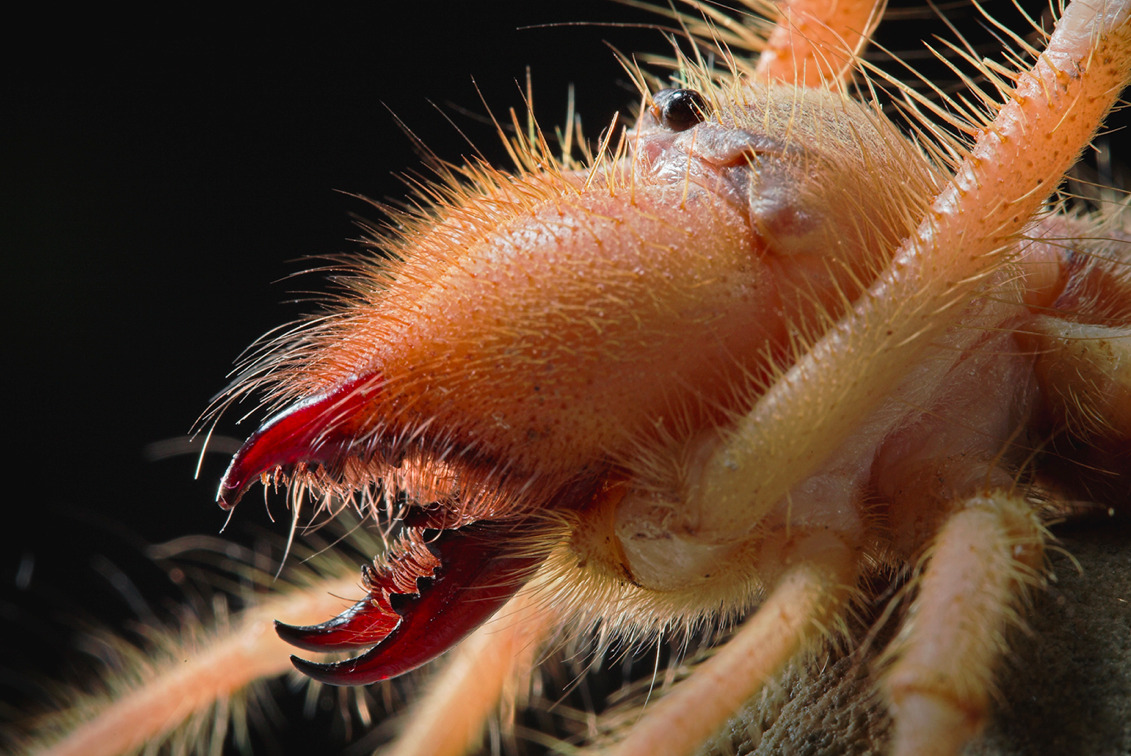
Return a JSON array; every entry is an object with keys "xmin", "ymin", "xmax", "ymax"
[
  {"xmin": 40, "ymin": 574, "xmax": 364, "ymax": 756},
  {"xmin": 1030, "ymin": 223, "xmax": 1131, "ymax": 440},
  {"xmin": 882, "ymin": 494, "xmax": 1045, "ymax": 756},
  {"xmin": 755, "ymin": 0, "xmax": 884, "ymax": 88},
  {"xmin": 1033, "ymin": 318, "xmax": 1131, "ymax": 437},
  {"xmin": 607, "ymin": 532, "xmax": 857, "ymax": 756}
]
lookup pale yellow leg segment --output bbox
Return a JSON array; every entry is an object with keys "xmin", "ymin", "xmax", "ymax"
[
  {"xmin": 383, "ymin": 588, "xmax": 553, "ymax": 756},
  {"xmin": 686, "ymin": 0, "xmax": 1131, "ymax": 544},
  {"xmin": 1030, "ymin": 219, "xmax": 1131, "ymax": 438},
  {"xmin": 755, "ymin": 0, "xmax": 884, "ymax": 88},
  {"xmin": 1032, "ymin": 319, "xmax": 1131, "ymax": 437},
  {"xmin": 606, "ymin": 533, "xmax": 856, "ymax": 756},
  {"xmin": 42, "ymin": 575, "xmax": 364, "ymax": 756},
  {"xmin": 883, "ymin": 495, "xmax": 1045, "ymax": 756}
]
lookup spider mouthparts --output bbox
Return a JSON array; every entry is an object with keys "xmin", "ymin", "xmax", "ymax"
[
  {"xmin": 276, "ymin": 521, "xmax": 546, "ymax": 686},
  {"xmin": 217, "ymin": 373, "xmax": 387, "ymax": 510}
]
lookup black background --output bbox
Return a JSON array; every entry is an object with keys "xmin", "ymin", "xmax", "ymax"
[{"xmin": 4, "ymin": 2, "xmax": 1127, "ymax": 755}]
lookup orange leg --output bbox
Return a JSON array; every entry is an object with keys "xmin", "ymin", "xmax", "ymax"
[
  {"xmin": 755, "ymin": 0, "xmax": 884, "ymax": 87},
  {"xmin": 39, "ymin": 575, "xmax": 362, "ymax": 756},
  {"xmin": 882, "ymin": 495, "xmax": 1045, "ymax": 756},
  {"xmin": 607, "ymin": 533, "xmax": 857, "ymax": 756}
]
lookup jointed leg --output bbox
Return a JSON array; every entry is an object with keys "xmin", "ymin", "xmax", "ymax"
[
  {"xmin": 41, "ymin": 574, "xmax": 364, "ymax": 756},
  {"xmin": 755, "ymin": 0, "xmax": 884, "ymax": 87},
  {"xmin": 882, "ymin": 494, "xmax": 1045, "ymax": 756},
  {"xmin": 1030, "ymin": 224, "xmax": 1131, "ymax": 440},
  {"xmin": 608, "ymin": 532, "xmax": 857, "ymax": 756}
]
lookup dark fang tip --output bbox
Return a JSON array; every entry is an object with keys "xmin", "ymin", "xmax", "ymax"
[
  {"xmin": 289, "ymin": 654, "xmax": 359, "ymax": 685},
  {"xmin": 286, "ymin": 643, "xmax": 423, "ymax": 686},
  {"xmin": 216, "ymin": 374, "xmax": 383, "ymax": 510}
]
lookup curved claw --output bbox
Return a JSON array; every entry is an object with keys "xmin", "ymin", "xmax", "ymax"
[
  {"xmin": 273, "ymin": 593, "xmax": 399, "ymax": 652},
  {"xmin": 217, "ymin": 373, "xmax": 388, "ymax": 510},
  {"xmin": 279, "ymin": 522, "xmax": 545, "ymax": 686}
]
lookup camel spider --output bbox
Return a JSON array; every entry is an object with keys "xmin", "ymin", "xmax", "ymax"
[{"xmin": 9, "ymin": 1, "xmax": 1129, "ymax": 755}]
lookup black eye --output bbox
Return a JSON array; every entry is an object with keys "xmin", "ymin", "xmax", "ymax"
[{"xmin": 651, "ymin": 88, "xmax": 710, "ymax": 132}]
